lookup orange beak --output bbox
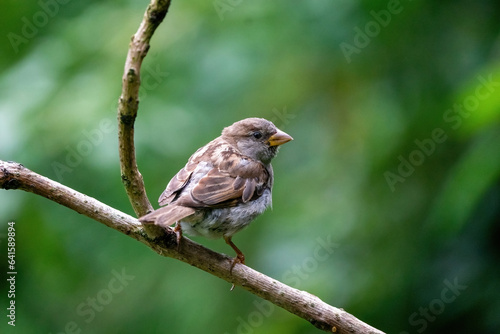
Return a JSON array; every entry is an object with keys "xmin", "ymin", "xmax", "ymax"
[{"xmin": 268, "ymin": 128, "xmax": 293, "ymax": 146}]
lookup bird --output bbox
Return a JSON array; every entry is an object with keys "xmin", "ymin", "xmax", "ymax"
[{"xmin": 139, "ymin": 117, "xmax": 293, "ymax": 270}]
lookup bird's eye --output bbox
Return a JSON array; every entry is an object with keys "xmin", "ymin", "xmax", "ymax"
[{"xmin": 252, "ymin": 131, "xmax": 263, "ymax": 139}]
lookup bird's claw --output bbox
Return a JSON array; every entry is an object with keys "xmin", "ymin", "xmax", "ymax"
[
  {"xmin": 229, "ymin": 254, "xmax": 245, "ymax": 291},
  {"xmin": 229, "ymin": 253, "xmax": 245, "ymax": 274},
  {"xmin": 174, "ymin": 221, "xmax": 183, "ymax": 250}
]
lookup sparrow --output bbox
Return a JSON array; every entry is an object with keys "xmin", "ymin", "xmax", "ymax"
[{"xmin": 139, "ymin": 118, "xmax": 293, "ymax": 269}]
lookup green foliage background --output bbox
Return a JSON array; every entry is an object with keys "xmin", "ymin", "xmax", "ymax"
[{"xmin": 1, "ymin": 0, "xmax": 500, "ymax": 333}]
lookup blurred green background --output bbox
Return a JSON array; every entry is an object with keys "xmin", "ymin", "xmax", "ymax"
[{"xmin": 1, "ymin": 0, "xmax": 500, "ymax": 333}]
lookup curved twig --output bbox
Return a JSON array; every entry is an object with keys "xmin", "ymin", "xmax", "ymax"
[
  {"xmin": 0, "ymin": 160, "xmax": 385, "ymax": 333},
  {"xmin": 117, "ymin": 0, "xmax": 172, "ymax": 217}
]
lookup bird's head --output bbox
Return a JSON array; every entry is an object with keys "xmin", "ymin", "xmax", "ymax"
[{"xmin": 222, "ymin": 118, "xmax": 293, "ymax": 165}]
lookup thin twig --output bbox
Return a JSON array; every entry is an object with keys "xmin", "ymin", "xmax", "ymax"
[
  {"xmin": 0, "ymin": 160, "xmax": 385, "ymax": 334},
  {"xmin": 117, "ymin": 0, "xmax": 172, "ymax": 217}
]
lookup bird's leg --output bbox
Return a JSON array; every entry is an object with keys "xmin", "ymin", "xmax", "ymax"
[
  {"xmin": 224, "ymin": 236, "xmax": 245, "ymax": 273},
  {"xmin": 173, "ymin": 221, "xmax": 183, "ymax": 250}
]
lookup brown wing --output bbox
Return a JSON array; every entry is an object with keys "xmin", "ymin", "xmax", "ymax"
[
  {"xmin": 158, "ymin": 159, "xmax": 199, "ymax": 206},
  {"xmin": 158, "ymin": 143, "xmax": 216, "ymax": 206},
  {"xmin": 189, "ymin": 170, "xmax": 247, "ymax": 205},
  {"xmin": 185, "ymin": 162, "xmax": 269, "ymax": 208},
  {"xmin": 158, "ymin": 138, "xmax": 272, "ymax": 209}
]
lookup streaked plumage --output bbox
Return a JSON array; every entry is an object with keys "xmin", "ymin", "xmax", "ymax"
[{"xmin": 139, "ymin": 118, "xmax": 292, "ymax": 267}]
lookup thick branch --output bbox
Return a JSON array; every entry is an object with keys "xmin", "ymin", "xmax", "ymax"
[
  {"xmin": 117, "ymin": 0, "xmax": 172, "ymax": 217},
  {"xmin": 0, "ymin": 160, "xmax": 385, "ymax": 334}
]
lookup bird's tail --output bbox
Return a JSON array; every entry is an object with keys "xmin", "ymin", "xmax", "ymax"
[{"xmin": 139, "ymin": 205, "xmax": 196, "ymax": 228}]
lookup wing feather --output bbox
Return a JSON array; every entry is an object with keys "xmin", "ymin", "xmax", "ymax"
[
  {"xmin": 242, "ymin": 178, "xmax": 256, "ymax": 203},
  {"xmin": 158, "ymin": 163, "xmax": 196, "ymax": 205},
  {"xmin": 139, "ymin": 205, "xmax": 196, "ymax": 228},
  {"xmin": 157, "ymin": 138, "xmax": 273, "ymax": 210},
  {"xmin": 189, "ymin": 162, "xmax": 268, "ymax": 207},
  {"xmin": 191, "ymin": 169, "xmax": 243, "ymax": 205}
]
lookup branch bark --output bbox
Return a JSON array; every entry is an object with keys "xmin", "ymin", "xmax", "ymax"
[
  {"xmin": 0, "ymin": 160, "xmax": 385, "ymax": 334},
  {"xmin": 117, "ymin": 0, "xmax": 172, "ymax": 218}
]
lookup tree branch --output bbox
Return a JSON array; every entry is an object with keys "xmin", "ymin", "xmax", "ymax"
[
  {"xmin": 117, "ymin": 0, "xmax": 172, "ymax": 217},
  {"xmin": 0, "ymin": 160, "xmax": 385, "ymax": 334},
  {"xmin": 2, "ymin": 0, "xmax": 386, "ymax": 332}
]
